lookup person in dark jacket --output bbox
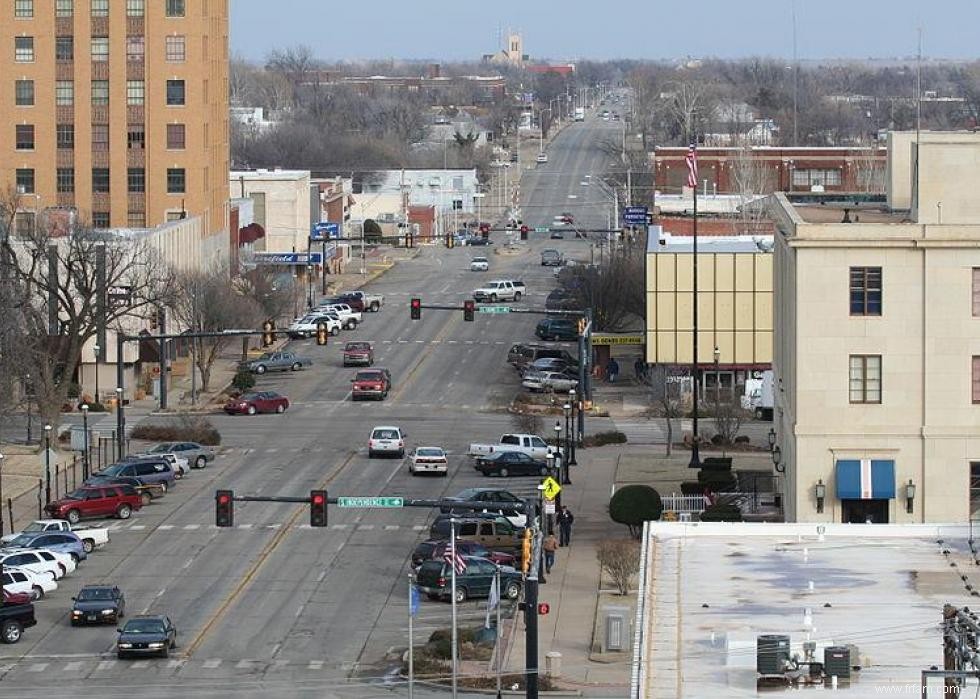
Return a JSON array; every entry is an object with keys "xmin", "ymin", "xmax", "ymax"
[
  {"xmin": 557, "ymin": 506, "xmax": 575, "ymax": 546},
  {"xmin": 606, "ymin": 357, "xmax": 619, "ymax": 383}
]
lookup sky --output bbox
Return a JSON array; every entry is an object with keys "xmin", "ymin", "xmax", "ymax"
[{"xmin": 230, "ymin": 0, "xmax": 979, "ymax": 64}]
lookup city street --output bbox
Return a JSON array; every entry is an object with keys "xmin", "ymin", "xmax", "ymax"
[{"xmin": 0, "ymin": 119, "xmax": 615, "ymax": 693}]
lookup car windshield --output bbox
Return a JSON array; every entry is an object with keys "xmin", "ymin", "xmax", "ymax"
[
  {"xmin": 21, "ymin": 522, "xmax": 47, "ymax": 532},
  {"xmin": 64, "ymin": 489, "xmax": 88, "ymax": 500},
  {"xmin": 416, "ymin": 448, "xmax": 444, "ymax": 457},
  {"xmin": 146, "ymin": 443, "xmax": 175, "ymax": 453},
  {"xmin": 372, "ymin": 429, "xmax": 399, "ymax": 440},
  {"xmin": 346, "ymin": 343, "xmax": 370, "ymax": 351},
  {"xmin": 101, "ymin": 464, "xmax": 126, "ymax": 476},
  {"xmin": 122, "ymin": 619, "xmax": 165, "ymax": 634},
  {"xmin": 78, "ymin": 588, "xmax": 114, "ymax": 601},
  {"xmin": 239, "ymin": 393, "xmax": 260, "ymax": 400},
  {"xmin": 6, "ymin": 535, "xmax": 34, "ymax": 547},
  {"xmin": 356, "ymin": 372, "xmax": 382, "ymax": 381},
  {"xmin": 472, "ymin": 257, "xmax": 487, "ymax": 263}
]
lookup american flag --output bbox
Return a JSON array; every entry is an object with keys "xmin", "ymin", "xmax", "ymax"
[
  {"xmin": 685, "ymin": 144, "xmax": 699, "ymax": 189},
  {"xmin": 443, "ymin": 545, "xmax": 467, "ymax": 575}
]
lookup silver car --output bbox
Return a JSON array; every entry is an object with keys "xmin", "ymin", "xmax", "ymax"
[
  {"xmin": 470, "ymin": 257, "xmax": 489, "ymax": 272},
  {"xmin": 521, "ymin": 371, "xmax": 579, "ymax": 393},
  {"xmin": 141, "ymin": 442, "xmax": 215, "ymax": 469}
]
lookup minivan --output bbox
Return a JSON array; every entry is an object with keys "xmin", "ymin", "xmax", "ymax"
[
  {"xmin": 88, "ymin": 460, "xmax": 176, "ymax": 491},
  {"xmin": 507, "ymin": 343, "xmax": 577, "ymax": 372}
]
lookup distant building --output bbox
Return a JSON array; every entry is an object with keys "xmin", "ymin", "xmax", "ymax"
[
  {"xmin": 358, "ymin": 169, "xmax": 479, "ymax": 237},
  {"xmin": 525, "ymin": 64, "xmax": 575, "ymax": 77},
  {"xmin": 482, "ymin": 31, "xmax": 525, "ymax": 66},
  {"xmin": 310, "ymin": 71, "xmax": 506, "ymax": 103}
]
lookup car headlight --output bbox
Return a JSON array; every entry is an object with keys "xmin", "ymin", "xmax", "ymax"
[
  {"xmin": 71, "ymin": 610, "xmax": 82, "ymax": 616},
  {"xmin": 118, "ymin": 643, "xmax": 133, "ymax": 648},
  {"xmin": 102, "ymin": 609, "xmax": 116, "ymax": 615},
  {"xmin": 148, "ymin": 642, "xmax": 165, "ymax": 649}
]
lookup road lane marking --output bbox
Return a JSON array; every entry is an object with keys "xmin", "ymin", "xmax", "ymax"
[
  {"xmin": 131, "ymin": 660, "xmax": 150, "ymax": 668},
  {"xmin": 63, "ymin": 661, "xmax": 83, "ymax": 671},
  {"xmin": 95, "ymin": 660, "xmax": 115, "ymax": 671},
  {"xmin": 203, "ymin": 659, "xmax": 222, "ymax": 668},
  {"xmin": 308, "ymin": 660, "xmax": 323, "ymax": 670},
  {"xmin": 235, "ymin": 659, "xmax": 253, "ymax": 669},
  {"xmin": 184, "ymin": 524, "xmax": 199, "ymax": 530},
  {"xmin": 158, "ymin": 525, "xmax": 174, "ymax": 530},
  {"xmin": 27, "ymin": 663, "xmax": 48, "ymax": 672}
]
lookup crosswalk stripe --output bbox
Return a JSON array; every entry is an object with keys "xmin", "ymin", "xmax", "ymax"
[
  {"xmin": 27, "ymin": 663, "xmax": 48, "ymax": 672},
  {"xmin": 203, "ymin": 659, "xmax": 222, "ymax": 669}
]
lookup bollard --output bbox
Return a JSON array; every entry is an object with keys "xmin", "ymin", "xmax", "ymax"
[{"xmin": 545, "ymin": 651, "xmax": 562, "ymax": 678}]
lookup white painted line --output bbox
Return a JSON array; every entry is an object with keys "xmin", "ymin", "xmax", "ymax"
[
  {"xmin": 27, "ymin": 663, "xmax": 48, "ymax": 672},
  {"xmin": 155, "ymin": 588, "xmax": 166, "ymax": 598},
  {"xmin": 96, "ymin": 660, "xmax": 115, "ymax": 671},
  {"xmin": 158, "ymin": 525, "xmax": 174, "ymax": 531},
  {"xmin": 235, "ymin": 659, "xmax": 253, "ymax": 669},
  {"xmin": 203, "ymin": 659, "xmax": 222, "ymax": 669},
  {"xmin": 166, "ymin": 659, "xmax": 185, "ymax": 669},
  {"xmin": 297, "ymin": 524, "xmax": 313, "ymax": 529},
  {"xmin": 269, "ymin": 643, "xmax": 281, "ymax": 657},
  {"xmin": 316, "ymin": 570, "xmax": 327, "ymax": 583},
  {"xmin": 358, "ymin": 524, "xmax": 374, "ymax": 530},
  {"xmin": 308, "ymin": 660, "xmax": 324, "ymax": 670},
  {"xmin": 129, "ymin": 525, "xmax": 145, "ymax": 531},
  {"xmin": 184, "ymin": 524, "xmax": 200, "ymax": 530},
  {"xmin": 131, "ymin": 660, "xmax": 150, "ymax": 669},
  {"xmin": 331, "ymin": 524, "xmax": 348, "ymax": 530},
  {"xmin": 384, "ymin": 525, "xmax": 399, "ymax": 530},
  {"xmin": 238, "ymin": 523, "xmax": 253, "ymax": 530},
  {"xmin": 415, "ymin": 340, "xmax": 424, "ymax": 344},
  {"xmin": 63, "ymin": 661, "xmax": 83, "ymax": 672},
  {"xmin": 266, "ymin": 524, "xmax": 281, "ymax": 529},
  {"xmin": 412, "ymin": 525, "xmax": 426, "ymax": 530},
  {"xmin": 430, "ymin": 340, "xmax": 441, "ymax": 344}
]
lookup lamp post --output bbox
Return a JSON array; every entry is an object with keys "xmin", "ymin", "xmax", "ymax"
[
  {"xmin": 43, "ymin": 423, "xmax": 52, "ymax": 505},
  {"xmin": 0, "ymin": 452, "xmax": 5, "ymax": 537},
  {"xmin": 115, "ymin": 387, "xmax": 124, "ymax": 459},
  {"xmin": 562, "ymin": 403, "xmax": 572, "ymax": 485},
  {"xmin": 93, "ymin": 344, "xmax": 101, "ymax": 404},
  {"xmin": 80, "ymin": 404, "xmax": 90, "ymax": 480},
  {"xmin": 568, "ymin": 388, "xmax": 578, "ymax": 464},
  {"xmin": 25, "ymin": 373, "xmax": 32, "ymax": 443},
  {"xmin": 713, "ymin": 346, "xmax": 721, "ymax": 406}
]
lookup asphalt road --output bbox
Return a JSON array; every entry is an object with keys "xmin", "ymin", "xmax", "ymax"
[{"xmin": 0, "ymin": 114, "xmax": 616, "ymax": 696}]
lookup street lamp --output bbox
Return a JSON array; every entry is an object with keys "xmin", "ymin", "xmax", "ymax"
[
  {"xmin": 0, "ymin": 452, "xmax": 5, "ymax": 537},
  {"xmin": 25, "ymin": 372, "xmax": 33, "ymax": 443},
  {"xmin": 768, "ymin": 427, "xmax": 776, "ymax": 451},
  {"xmin": 562, "ymin": 403, "xmax": 572, "ymax": 485},
  {"xmin": 115, "ymin": 387, "xmax": 124, "ymax": 459},
  {"xmin": 814, "ymin": 479, "xmax": 826, "ymax": 514},
  {"xmin": 80, "ymin": 404, "xmax": 90, "ymax": 479},
  {"xmin": 713, "ymin": 346, "xmax": 721, "ymax": 406},
  {"xmin": 568, "ymin": 388, "xmax": 579, "ymax": 464},
  {"xmin": 93, "ymin": 344, "xmax": 101, "ymax": 404},
  {"xmin": 553, "ymin": 420, "xmax": 563, "ymax": 483},
  {"xmin": 43, "ymin": 423, "xmax": 52, "ymax": 505}
]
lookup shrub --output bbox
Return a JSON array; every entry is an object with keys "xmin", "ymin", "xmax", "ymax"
[
  {"xmin": 583, "ymin": 431, "xmax": 627, "ymax": 447},
  {"xmin": 231, "ymin": 370, "xmax": 256, "ymax": 393},
  {"xmin": 86, "ymin": 402, "xmax": 107, "ymax": 413},
  {"xmin": 697, "ymin": 469, "xmax": 738, "ymax": 492},
  {"xmin": 700, "ymin": 503, "xmax": 743, "ymax": 522},
  {"xmin": 67, "ymin": 382, "xmax": 82, "ymax": 399},
  {"xmin": 680, "ymin": 481, "xmax": 704, "ymax": 496},
  {"xmin": 596, "ymin": 539, "xmax": 641, "ymax": 595},
  {"xmin": 609, "ymin": 484, "xmax": 663, "ymax": 538},
  {"xmin": 734, "ymin": 435, "xmax": 750, "ymax": 444},
  {"xmin": 131, "ymin": 415, "xmax": 220, "ymax": 445},
  {"xmin": 511, "ymin": 410, "xmax": 543, "ymax": 435}
]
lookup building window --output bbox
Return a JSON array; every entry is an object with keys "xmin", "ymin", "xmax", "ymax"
[
  {"xmin": 15, "ymin": 211, "xmax": 35, "ymax": 236},
  {"xmin": 973, "ymin": 269, "xmax": 980, "ymax": 317},
  {"xmin": 92, "ymin": 168, "xmax": 110, "ymax": 193},
  {"xmin": 792, "ymin": 168, "xmax": 843, "ymax": 188},
  {"xmin": 165, "ymin": 35, "xmax": 186, "ymax": 62},
  {"xmin": 56, "ymin": 124, "xmax": 74, "ymax": 149},
  {"xmin": 971, "ymin": 463, "xmax": 980, "ymax": 520},
  {"xmin": 91, "ymin": 80, "xmax": 109, "ymax": 106},
  {"xmin": 126, "ymin": 80, "xmax": 144, "ymax": 105},
  {"xmin": 56, "ymin": 167, "xmax": 74, "ymax": 193},
  {"xmin": 127, "ymin": 211, "xmax": 146, "ymax": 228},
  {"xmin": 92, "ymin": 211, "xmax": 110, "ymax": 228},
  {"xmin": 15, "ymin": 36, "xmax": 34, "ymax": 63},
  {"xmin": 165, "ymin": 0, "xmax": 185, "ymax": 17},
  {"xmin": 91, "ymin": 124, "xmax": 109, "ymax": 151},
  {"xmin": 167, "ymin": 168, "xmax": 186, "ymax": 194},
  {"xmin": 126, "ymin": 35, "xmax": 144, "ymax": 61},
  {"xmin": 15, "ymin": 124, "xmax": 35, "ymax": 150},
  {"xmin": 849, "ymin": 267, "xmax": 882, "ymax": 316},
  {"xmin": 126, "ymin": 0, "xmax": 144, "ymax": 16},
  {"xmin": 127, "ymin": 125, "xmax": 145, "ymax": 150},
  {"xmin": 166, "ymin": 80, "xmax": 185, "ymax": 106},
  {"xmin": 55, "ymin": 0, "xmax": 73, "ymax": 17},
  {"xmin": 91, "ymin": 0, "xmax": 108, "ymax": 17},
  {"xmin": 166, "ymin": 123, "xmax": 185, "ymax": 149},
  {"xmin": 15, "ymin": 168, "xmax": 35, "ymax": 194},
  {"xmin": 91, "ymin": 37, "xmax": 109, "ymax": 62},
  {"xmin": 15, "ymin": 79, "xmax": 34, "ymax": 106},
  {"xmin": 849, "ymin": 355, "xmax": 882, "ymax": 404},
  {"xmin": 974, "ymin": 357, "xmax": 980, "ymax": 404},
  {"xmin": 127, "ymin": 168, "xmax": 145, "ymax": 193},
  {"xmin": 55, "ymin": 80, "xmax": 73, "ymax": 106},
  {"xmin": 56, "ymin": 36, "xmax": 74, "ymax": 61},
  {"xmin": 15, "ymin": 0, "xmax": 34, "ymax": 18}
]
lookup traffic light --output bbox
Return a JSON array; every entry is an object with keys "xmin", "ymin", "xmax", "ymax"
[
  {"xmin": 310, "ymin": 489, "xmax": 327, "ymax": 527},
  {"xmin": 520, "ymin": 225, "xmax": 529, "ymax": 241},
  {"xmin": 521, "ymin": 528, "xmax": 533, "ymax": 574},
  {"xmin": 463, "ymin": 300, "xmax": 475, "ymax": 322},
  {"xmin": 410, "ymin": 298, "xmax": 421, "ymax": 320},
  {"xmin": 262, "ymin": 320, "xmax": 275, "ymax": 347},
  {"xmin": 316, "ymin": 322, "xmax": 329, "ymax": 346},
  {"xmin": 215, "ymin": 490, "xmax": 234, "ymax": 527},
  {"xmin": 537, "ymin": 602, "xmax": 550, "ymax": 615}
]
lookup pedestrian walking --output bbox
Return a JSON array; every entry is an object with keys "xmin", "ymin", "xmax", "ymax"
[
  {"xmin": 557, "ymin": 506, "xmax": 575, "ymax": 547},
  {"xmin": 606, "ymin": 357, "xmax": 619, "ymax": 384},
  {"xmin": 633, "ymin": 357, "xmax": 646, "ymax": 383},
  {"xmin": 543, "ymin": 533, "xmax": 558, "ymax": 573}
]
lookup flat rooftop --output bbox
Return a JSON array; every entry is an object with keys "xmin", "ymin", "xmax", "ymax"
[
  {"xmin": 634, "ymin": 523, "xmax": 975, "ymax": 698},
  {"xmin": 792, "ymin": 204, "xmax": 909, "ymax": 224}
]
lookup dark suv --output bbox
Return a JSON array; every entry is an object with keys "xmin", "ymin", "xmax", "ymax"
[
  {"xmin": 88, "ymin": 460, "xmax": 176, "ymax": 491},
  {"xmin": 416, "ymin": 557, "xmax": 522, "ymax": 602},
  {"xmin": 535, "ymin": 318, "xmax": 578, "ymax": 341}
]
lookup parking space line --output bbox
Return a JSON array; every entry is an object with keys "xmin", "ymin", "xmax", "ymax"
[
  {"xmin": 383, "ymin": 525, "xmax": 399, "ymax": 530},
  {"xmin": 203, "ymin": 659, "xmax": 222, "ymax": 669},
  {"xmin": 158, "ymin": 525, "xmax": 174, "ymax": 530},
  {"xmin": 131, "ymin": 660, "xmax": 150, "ymax": 668},
  {"xmin": 235, "ymin": 659, "xmax": 253, "ymax": 669},
  {"xmin": 412, "ymin": 525, "xmax": 426, "ymax": 530},
  {"xmin": 95, "ymin": 660, "xmax": 115, "ymax": 671},
  {"xmin": 63, "ymin": 661, "xmax": 83, "ymax": 671}
]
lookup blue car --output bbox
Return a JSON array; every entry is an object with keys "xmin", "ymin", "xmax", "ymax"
[{"xmin": 3, "ymin": 531, "xmax": 87, "ymax": 563}]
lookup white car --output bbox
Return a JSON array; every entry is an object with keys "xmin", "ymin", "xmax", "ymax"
[
  {"xmin": 521, "ymin": 371, "xmax": 579, "ymax": 393},
  {"xmin": 0, "ymin": 549, "xmax": 64, "ymax": 580},
  {"xmin": 154, "ymin": 453, "xmax": 189, "ymax": 477},
  {"xmin": 289, "ymin": 313, "xmax": 343, "ymax": 338},
  {"xmin": 2, "ymin": 567, "xmax": 58, "ymax": 600},
  {"xmin": 409, "ymin": 447, "xmax": 449, "ymax": 476},
  {"xmin": 470, "ymin": 257, "xmax": 489, "ymax": 272},
  {"xmin": 368, "ymin": 426, "xmax": 406, "ymax": 459},
  {"xmin": 316, "ymin": 304, "xmax": 361, "ymax": 329},
  {"xmin": 536, "ymin": 152, "xmax": 548, "ymax": 163}
]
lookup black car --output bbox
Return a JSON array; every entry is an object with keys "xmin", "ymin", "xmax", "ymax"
[
  {"xmin": 467, "ymin": 237, "xmax": 493, "ymax": 246},
  {"xmin": 116, "ymin": 615, "xmax": 177, "ymax": 658},
  {"xmin": 475, "ymin": 451, "xmax": 550, "ymax": 478},
  {"xmin": 535, "ymin": 318, "xmax": 578, "ymax": 341},
  {"xmin": 71, "ymin": 585, "xmax": 126, "ymax": 626},
  {"xmin": 440, "ymin": 488, "xmax": 527, "ymax": 523}
]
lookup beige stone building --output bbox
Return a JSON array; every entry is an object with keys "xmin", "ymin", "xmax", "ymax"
[
  {"xmin": 1, "ymin": 0, "xmax": 229, "ymax": 252},
  {"xmin": 771, "ymin": 131, "xmax": 980, "ymax": 524}
]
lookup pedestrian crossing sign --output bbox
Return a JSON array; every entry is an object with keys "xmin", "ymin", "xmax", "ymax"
[{"xmin": 541, "ymin": 477, "xmax": 562, "ymax": 501}]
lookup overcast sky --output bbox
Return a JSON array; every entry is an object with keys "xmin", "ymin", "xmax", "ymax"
[{"xmin": 230, "ymin": 0, "xmax": 978, "ymax": 63}]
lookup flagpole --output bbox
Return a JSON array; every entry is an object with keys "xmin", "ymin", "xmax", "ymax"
[
  {"xmin": 408, "ymin": 573, "xmax": 415, "ymax": 699},
  {"xmin": 688, "ymin": 143, "xmax": 702, "ymax": 470},
  {"xmin": 451, "ymin": 519, "xmax": 459, "ymax": 699},
  {"xmin": 495, "ymin": 565, "xmax": 503, "ymax": 699}
]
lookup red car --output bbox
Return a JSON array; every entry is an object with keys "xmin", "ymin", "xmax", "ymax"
[
  {"xmin": 3, "ymin": 590, "xmax": 32, "ymax": 606},
  {"xmin": 411, "ymin": 539, "xmax": 516, "ymax": 569},
  {"xmin": 343, "ymin": 341, "xmax": 374, "ymax": 367},
  {"xmin": 44, "ymin": 485, "xmax": 143, "ymax": 523},
  {"xmin": 224, "ymin": 391, "xmax": 290, "ymax": 415},
  {"xmin": 351, "ymin": 368, "xmax": 391, "ymax": 401}
]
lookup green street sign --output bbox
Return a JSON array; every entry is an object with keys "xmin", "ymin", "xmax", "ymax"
[
  {"xmin": 534, "ymin": 227, "xmax": 550, "ymax": 233},
  {"xmin": 337, "ymin": 496, "xmax": 404, "ymax": 508},
  {"xmin": 478, "ymin": 306, "xmax": 511, "ymax": 314}
]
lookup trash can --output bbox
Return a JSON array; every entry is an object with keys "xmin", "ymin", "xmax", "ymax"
[{"xmin": 545, "ymin": 651, "xmax": 562, "ymax": 678}]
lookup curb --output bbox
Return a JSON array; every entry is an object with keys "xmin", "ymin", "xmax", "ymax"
[{"xmin": 398, "ymin": 673, "xmax": 582, "ymax": 697}]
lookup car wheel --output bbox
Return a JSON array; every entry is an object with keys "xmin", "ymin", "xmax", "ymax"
[
  {"xmin": 82, "ymin": 538, "xmax": 95, "ymax": 554},
  {"xmin": 368, "ymin": 450, "xmax": 376, "ymax": 459},
  {"xmin": 291, "ymin": 362, "xmax": 302, "ymax": 371},
  {"xmin": 195, "ymin": 456, "xmax": 207, "ymax": 469},
  {"xmin": 454, "ymin": 587, "xmax": 467, "ymax": 603},
  {"xmin": 255, "ymin": 365, "xmax": 267, "ymax": 374},
  {"xmin": 66, "ymin": 509, "xmax": 81, "ymax": 525},
  {"xmin": 116, "ymin": 652, "xmax": 125, "ymax": 659},
  {"xmin": 398, "ymin": 449, "xmax": 405, "ymax": 459},
  {"xmin": 514, "ymin": 292, "xmax": 522, "ymax": 301},
  {"xmin": 1, "ymin": 620, "xmax": 23, "ymax": 644},
  {"xmin": 276, "ymin": 404, "xmax": 286, "ymax": 414},
  {"xmin": 539, "ymin": 466, "xmax": 549, "ymax": 476},
  {"xmin": 31, "ymin": 585, "xmax": 43, "ymax": 600},
  {"xmin": 499, "ymin": 468, "xmax": 509, "ymax": 478},
  {"xmin": 370, "ymin": 302, "xmax": 380, "ymax": 312},
  {"xmin": 161, "ymin": 646, "xmax": 169, "ymax": 659},
  {"xmin": 116, "ymin": 504, "xmax": 133, "ymax": 519},
  {"xmin": 490, "ymin": 293, "xmax": 497, "ymax": 302},
  {"xmin": 140, "ymin": 492, "xmax": 151, "ymax": 506},
  {"xmin": 504, "ymin": 581, "xmax": 521, "ymax": 600},
  {"xmin": 345, "ymin": 321, "xmax": 356, "ymax": 330},
  {"xmin": 159, "ymin": 482, "xmax": 168, "ymax": 494},
  {"xmin": 70, "ymin": 553, "xmax": 80, "ymax": 564},
  {"xmin": 247, "ymin": 405, "xmax": 257, "ymax": 415},
  {"xmin": 331, "ymin": 326, "xmax": 340, "ymax": 336}
]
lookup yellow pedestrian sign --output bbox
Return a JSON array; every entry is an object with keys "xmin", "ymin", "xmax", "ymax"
[{"xmin": 541, "ymin": 476, "xmax": 562, "ymax": 501}]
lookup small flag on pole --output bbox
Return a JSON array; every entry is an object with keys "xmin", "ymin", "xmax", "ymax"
[
  {"xmin": 409, "ymin": 584, "xmax": 420, "ymax": 618},
  {"xmin": 485, "ymin": 574, "xmax": 500, "ymax": 629},
  {"xmin": 444, "ymin": 545, "xmax": 467, "ymax": 576},
  {"xmin": 685, "ymin": 144, "xmax": 699, "ymax": 188}
]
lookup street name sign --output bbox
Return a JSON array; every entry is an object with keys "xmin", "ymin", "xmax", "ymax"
[
  {"xmin": 534, "ymin": 227, "xmax": 550, "ymax": 233},
  {"xmin": 622, "ymin": 206, "xmax": 648, "ymax": 224},
  {"xmin": 479, "ymin": 306, "xmax": 511, "ymax": 314},
  {"xmin": 337, "ymin": 496, "xmax": 404, "ymax": 508}
]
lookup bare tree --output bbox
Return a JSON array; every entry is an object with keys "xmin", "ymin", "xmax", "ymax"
[
  {"xmin": 644, "ymin": 365, "xmax": 685, "ymax": 457},
  {"xmin": 729, "ymin": 147, "xmax": 774, "ymax": 235},
  {"xmin": 711, "ymin": 396, "xmax": 744, "ymax": 447},
  {"xmin": 561, "ymin": 251, "xmax": 644, "ymax": 332},
  {"xmin": 510, "ymin": 410, "xmax": 543, "ymax": 436},
  {"xmin": 596, "ymin": 540, "xmax": 641, "ymax": 595}
]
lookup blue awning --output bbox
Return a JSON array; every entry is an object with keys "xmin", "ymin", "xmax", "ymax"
[{"xmin": 835, "ymin": 459, "xmax": 896, "ymax": 500}]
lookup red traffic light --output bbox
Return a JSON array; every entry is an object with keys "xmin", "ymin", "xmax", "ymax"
[
  {"xmin": 410, "ymin": 298, "xmax": 421, "ymax": 320},
  {"xmin": 463, "ymin": 300, "xmax": 475, "ymax": 322},
  {"xmin": 310, "ymin": 489, "xmax": 328, "ymax": 527},
  {"xmin": 215, "ymin": 489, "xmax": 234, "ymax": 527},
  {"xmin": 537, "ymin": 603, "xmax": 550, "ymax": 615}
]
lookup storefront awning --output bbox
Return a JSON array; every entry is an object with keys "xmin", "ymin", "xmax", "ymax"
[{"xmin": 835, "ymin": 459, "xmax": 896, "ymax": 500}]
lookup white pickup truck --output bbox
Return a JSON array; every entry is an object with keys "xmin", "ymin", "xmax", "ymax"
[
  {"xmin": 468, "ymin": 433, "xmax": 558, "ymax": 460},
  {"xmin": 472, "ymin": 280, "xmax": 526, "ymax": 303},
  {"xmin": 0, "ymin": 519, "xmax": 110, "ymax": 554}
]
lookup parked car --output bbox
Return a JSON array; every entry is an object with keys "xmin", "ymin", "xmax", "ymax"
[
  {"xmin": 467, "ymin": 236, "xmax": 492, "ymax": 246},
  {"xmin": 2, "ymin": 589, "xmax": 32, "ymax": 607},
  {"xmin": 550, "ymin": 230, "xmax": 565, "ymax": 239},
  {"xmin": 1, "ymin": 568, "xmax": 57, "ymax": 600},
  {"xmin": 535, "ymin": 318, "xmax": 579, "ymax": 341},
  {"xmin": 470, "ymin": 256, "xmax": 489, "ymax": 272},
  {"xmin": 440, "ymin": 487, "xmax": 528, "ymax": 528},
  {"xmin": 536, "ymin": 152, "xmax": 548, "ymax": 164},
  {"xmin": 43, "ymin": 485, "xmax": 143, "ymax": 524},
  {"xmin": 116, "ymin": 615, "xmax": 177, "ymax": 658},
  {"xmin": 224, "ymin": 391, "xmax": 290, "ymax": 415},
  {"xmin": 2, "ymin": 531, "xmax": 87, "ymax": 564},
  {"xmin": 316, "ymin": 303, "xmax": 361, "ymax": 329},
  {"xmin": 123, "ymin": 452, "xmax": 188, "ymax": 477},
  {"xmin": 139, "ymin": 442, "xmax": 215, "ymax": 469},
  {"xmin": 1, "ymin": 519, "xmax": 109, "ymax": 554},
  {"xmin": 287, "ymin": 314, "xmax": 342, "ymax": 339},
  {"xmin": 351, "ymin": 368, "xmax": 392, "ymax": 401},
  {"xmin": 240, "ymin": 351, "xmax": 314, "ymax": 374},
  {"xmin": 89, "ymin": 459, "xmax": 176, "ymax": 491},
  {"xmin": 0, "ymin": 598, "xmax": 37, "ymax": 644},
  {"xmin": 343, "ymin": 341, "xmax": 374, "ymax": 367},
  {"xmin": 71, "ymin": 585, "xmax": 126, "ymax": 626},
  {"xmin": 416, "ymin": 557, "xmax": 522, "ymax": 603},
  {"xmin": 368, "ymin": 426, "xmax": 405, "ymax": 458},
  {"xmin": 468, "ymin": 433, "xmax": 557, "ymax": 460},
  {"xmin": 411, "ymin": 540, "xmax": 516, "ymax": 569},
  {"xmin": 85, "ymin": 476, "xmax": 165, "ymax": 506},
  {"xmin": 428, "ymin": 515, "xmax": 523, "ymax": 549},
  {"xmin": 507, "ymin": 344, "xmax": 577, "ymax": 373},
  {"xmin": 475, "ymin": 451, "xmax": 550, "ymax": 478},
  {"xmin": 409, "ymin": 446, "xmax": 448, "ymax": 476},
  {"xmin": 523, "ymin": 357, "xmax": 578, "ymax": 377},
  {"xmin": 0, "ymin": 549, "xmax": 65, "ymax": 581},
  {"xmin": 522, "ymin": 370, "xmax": 579, "ymax": 393},
  {"xmin": 338, "ymin": 290, "xmax": 384, "ymax": 313}
]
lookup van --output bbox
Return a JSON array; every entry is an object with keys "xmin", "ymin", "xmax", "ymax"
[
  {"xmin": 428, "ymin": 515, "xmax": 523, "ymax": 550},
  {"xmin": 507, "ymin": 343, "xmax": 577, "ymax": 372}
]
